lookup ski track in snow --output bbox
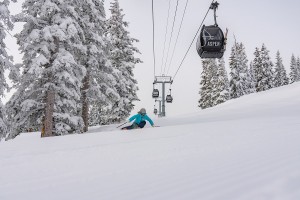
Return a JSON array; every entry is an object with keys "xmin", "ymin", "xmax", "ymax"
[{"xmin": 1, "ymin": 83, "xmax": 300, "ymax": 200}]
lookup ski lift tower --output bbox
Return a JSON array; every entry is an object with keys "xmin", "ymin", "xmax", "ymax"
[
  {"xmin": 153, "ymin": 76, "xmax": 173, "ymax": 117},
  {"xmin": 154, "ymin": 98, "xmax": 163, "ymax": 117}
]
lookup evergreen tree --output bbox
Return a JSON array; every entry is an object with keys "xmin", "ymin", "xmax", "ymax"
[
  {"xmin": 284, "ymin": 58, "xmax": 290, "ymax": 85},
  {"xmin": 89, "ymin": 105, "xmax": 109, "ymax": 126},
  {"xmin": 72, "ymin": 0, "xmax": 120, "ymax": 131},
  {"xmin": 247, "ymin": 61, "xmax": 256, "ymax": 93},
  {"xmin": 229, "ymin": 42, "xmax": 250, "ymax": 99},
  {"xmin": 0, "ymin": 101, "xmax": 6, "ymax": 140},
  {"xmin": 252, "ymin": 47, "xmax": 263, "ymax": 92},
  {"xmin": 274, "ymin": 51, "xmax": 289, "ymax": 87},
  {"xmin": 289, "ymin": 54, "xmax": 298, "ymax": 83},
  {"xmin": 259, "ymin": 44, "xmax": 274, "ymax": 90},
  {"xmin": 199, "ymin": 59, "xmax": 216, "ymax": 109},
  {"xmin": 212, "ymin": 57, "xmax": 230, "ymax": 105},
  {"xmin": 6, "ymin": 0, "xmax": 86, "ymax": 139},
  {"xmin": 253, "ymin": 44, "xmax": 274, "ymax": 92},
  {"xmin": 106, "ymin": 0, "xmax": 141, "ymax": 123},
  {"xmin": 297, "ymin": 57, "xmax": 300, "ymax": 82},
  {"xmin": 0, "ymin": 0, "xmax": 17, "ymax": 140}
]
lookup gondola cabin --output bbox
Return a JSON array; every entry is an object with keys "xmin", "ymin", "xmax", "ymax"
[
  {"xmin": 196, "ymin": 25, "xmax": 225, "ymax": 59},
  {"xmin": 196, "ymin": 1, "xmax": 227, "ymax": 59},
  {"xmin": 152, "ymin": 89, "xmax": 159, "ymax": 98},
  {"xmin": 166, "ymin": 95, "xmax": 173, "ymax": 103}
]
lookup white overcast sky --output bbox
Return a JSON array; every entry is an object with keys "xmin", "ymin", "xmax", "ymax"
[{"xmin": 4, "ymin": 0, "xmax": 300, "ymax": 118}]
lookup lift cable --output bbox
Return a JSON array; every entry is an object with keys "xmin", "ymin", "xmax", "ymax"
[
  {"xmin": 152, "ymin": 0, "xmax": 156, "ymax": 78},
  {"xmin": 166, "ymin": 0, "xmax": 189, "ymax": 76},
  {"xmin": 159, "ymin": 0, "xmax": 172, "ymax": 76},
  {"xmin": 162, "ymin": 0, "xmax": 179, "ymax": 75},
  {"xmin": 172, "ymin": 0, "xmax": 215, "ymax": 81}
]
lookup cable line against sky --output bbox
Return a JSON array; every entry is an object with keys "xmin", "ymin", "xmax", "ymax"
[
  {"xmin": 159, "ymin": 0, "xmax": 172, "ymax": 75},
  {"xmin": 162, "ymin": 0, "xmax": 179, "ymax": 75},
  {"xmin": 172, "ymin": 0, "xmax": 215, "ymax": 81},
  {"xmin": 166, "ymin": 0, "xmax": 189, "ymax": 76},
  {"xmin": 151, "ymin": 0, "xmax": 156, "ymax": 78}
]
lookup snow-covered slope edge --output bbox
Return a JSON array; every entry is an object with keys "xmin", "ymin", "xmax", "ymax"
[
  {"xmin": 0, "ymin": 83, "xmax": 300, "ymax": 200},
  {"xmin": 158, "ymin": 82, "xmax": 300, "ymax": 127}
]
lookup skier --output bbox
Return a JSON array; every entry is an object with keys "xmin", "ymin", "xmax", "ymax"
[{"xmin": 121, "ymin": 108, "xmax": 154, "ymax": 130}]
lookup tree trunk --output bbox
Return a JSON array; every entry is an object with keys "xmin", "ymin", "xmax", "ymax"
[
  {"xmin": 42, "ymin": 37, "xmax": 59, "ymax": 138},
  {"xmin": 82, "ymin": 70, "xmax": 90, "ymax": 132},
  {"xmin": 43, "ymin": 89, "xmax": 55, "ymax": 137}
]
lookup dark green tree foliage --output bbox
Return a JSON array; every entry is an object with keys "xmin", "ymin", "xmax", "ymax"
[
  {"xmin": 252, "ymin": 44, "xmax": 274, "ymax": 92},
  {"xmin": 252, "ymin": 47, "xmax": 263, "ymax": 92},
  {"xmin": 106, "ymin": 0, "xmax": 141, "ymax": 123},
  {"xmin": 199, "ymin": 59, "xmax": 217, "ymax": 109},
  {"xmin": 6, "ymin": 0, "xmax": 86, "ymax": 139},
  {"xmin": 290, "ymin": 55, "xmax": 300, "ymax": 83},
  {"xmin": 229, "ymin": 42, "xmax": 250, "ymax": 99},
  {"xmin": 259, "ymin": 44, "xmax": 274, "ymax": 90},
  {"xmin": 247, "ymin": 62, "xmax": 256, "ymax": 94},
  {"xmin": 297, "ymin": 57, "xmax": 300, "ymax": 82},
  {"xmin": 212, "ymin": 57, "xmax": 230, "ymax": 105},
  {"xmin": 72, "ymin": 0, "xmax": 120, "ymax": 131},
  {"xmin": 0, "ymin": 0, "xmax": 18, "ymax": 140},
  {"xmin": 274, "ymin": 51, "xmax": 289, "ymax": 87}
]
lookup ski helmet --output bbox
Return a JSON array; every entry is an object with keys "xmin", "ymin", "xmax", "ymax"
[{"xmin": 139, "ymin": 108, "xmax": 146, "ymax": 114}]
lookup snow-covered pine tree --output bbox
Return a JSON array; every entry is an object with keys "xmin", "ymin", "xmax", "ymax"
[
  {"xmin": 289, "ymin": 54, "xmax": 298, "ymax": 84},
  {"xmin": 6, "ymin": 0, "xmax": 86, "ymax": 139},
  {"xmin": 283, "ymin": 57, "xmax": 289, "ymax": 85},
  {"xmin": 0, "ymin": 101, "xmax": 6, "ymax": 140},
  {"xmin": 252, "ymin": 47, "xmax": 263, "ymax": 92},
  {"xmin": 0, "ymin": 0, "xmax": 17, "ymax": 140},
  {"xmin": 89, "ymin": 104, "xmax": 110, "ymax": 126},
  {"xmin": 212, "ymin": 57, "xmax": 230, "ymax": 106},
  {"xmin": 71, "ymin": 0, "xmax": 120, "ymax": 132},
  {"xmin": 296, "ymin": 57, "xmax": 300, "ymax": 82},
  {"xmin": 274, "ymin": 51, "xmax": 289, "ymax": 87},
  {"xmin": 229, "ymin": 42, "xmax": 250, "ymax": 99},
  {"xmin": 247, "ymin": 61, "xmax": 256, "ymax": 94},
  {"xmin": 199, "ymin": 59, "xmax": 216, "ymax": 109},
  {"xmin": 106, "ymin": 0, "xmax": 141, "ymax": 123},
  {"xmin": 252, "ymin": 44, "xmax": 274, "ymax": 92},
  {"xmin": 259, "ymin": 44, "xmax": 274, "ymax": 91}
]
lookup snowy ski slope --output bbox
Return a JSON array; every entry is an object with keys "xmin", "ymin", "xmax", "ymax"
[{"xmin": 1, "ymin": 83, "xmax": 300, "ymax": 200}]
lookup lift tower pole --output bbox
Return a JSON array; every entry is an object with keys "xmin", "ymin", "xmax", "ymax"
[
  {"xmin": 153, "ymin": 76, "xmax": 172, "ymax": 117},
  {"xmin": 158, "ymin": 100, "xmax": 162, "ymax": 117},
  {"xmin": 155, "ymin": 99, "xmax": 162, "ymax": 117}
]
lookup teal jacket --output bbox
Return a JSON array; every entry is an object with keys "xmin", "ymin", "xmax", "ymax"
[{"xmin": 129, "ymin": 114, "xmax": 154, "ymax": 126}]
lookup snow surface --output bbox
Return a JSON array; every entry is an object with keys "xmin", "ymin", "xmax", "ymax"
[{"xmin": 1, "ymin": 83, "xmax": 300, "ymax": 200}]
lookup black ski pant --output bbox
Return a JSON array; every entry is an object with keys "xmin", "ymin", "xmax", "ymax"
[{"xmin": 122, "ymin": 121, "xmax": 146, "ymax": 130}]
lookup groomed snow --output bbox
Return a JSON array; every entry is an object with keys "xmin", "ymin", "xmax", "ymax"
[{"xmin": 1, "ymin": 83, "xmax": 300, "ymax": 200}]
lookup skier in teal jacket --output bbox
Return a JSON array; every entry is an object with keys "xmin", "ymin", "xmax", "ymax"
[{"xmin": 121, "ymin": 108, "xmax": 154, "ymax": 130}]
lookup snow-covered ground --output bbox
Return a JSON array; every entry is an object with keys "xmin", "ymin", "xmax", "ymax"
[{"xmin": 1, "ymin": 83, "xmax": 300, "ymax": 200}]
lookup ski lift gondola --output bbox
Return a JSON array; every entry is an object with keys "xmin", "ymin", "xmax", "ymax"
[
  {"xmin": 196, "ymin": 2, "xmax": 227, "ymax": 59},
  {"xmin": 166, "ymin": 89, "xmax": 173, "ymax": 103},
  {"xmin": 166, "ymin": 95, "xmax": 173, "ymax": 103},
  {"xmin": 152, "ymin": 83, "xmax": 159, "ymax": 98},
  {"xmin": 152, "ymin": 89, "xmax": 159, "ymax": 98}
]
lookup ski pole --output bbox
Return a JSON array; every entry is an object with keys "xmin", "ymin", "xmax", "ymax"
[{"xmin": 116, "ymin": 121, "xmax": 128, "ymax": 128}]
